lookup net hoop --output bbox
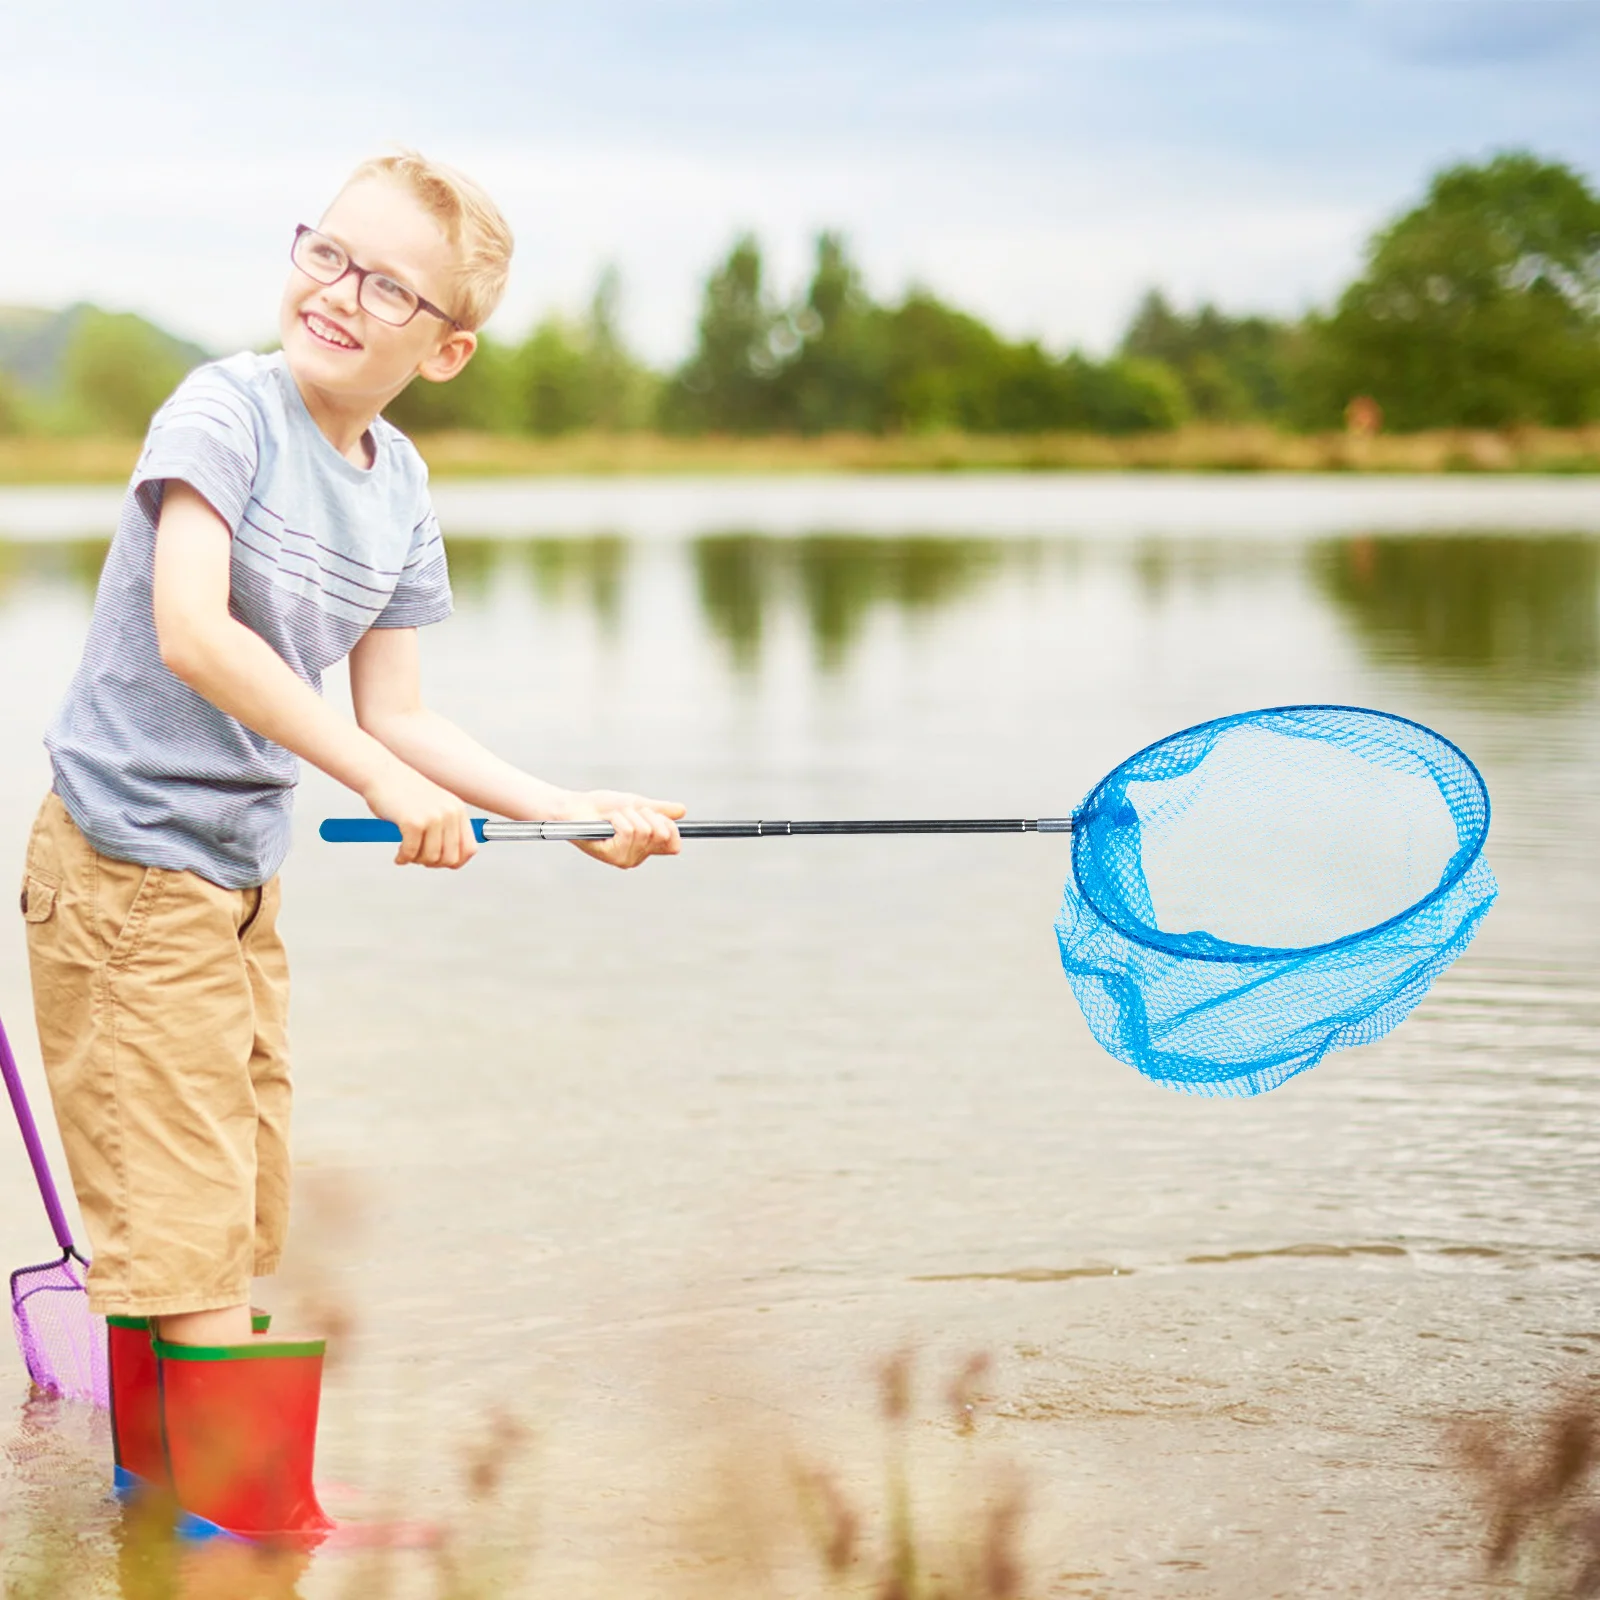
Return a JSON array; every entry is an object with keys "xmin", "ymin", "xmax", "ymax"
[{"xmin": 1069, "ymin": 703, "xmax": 1491, "ymax": 967}]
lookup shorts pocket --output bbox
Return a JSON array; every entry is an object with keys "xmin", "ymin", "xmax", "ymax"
[
  {"xmin": 105, "ymin": 868, "xmax": 166, "ymax": 966},
  {"xmin": 20, "ymin": 874, "xmax": 57, "ymax": 923}
]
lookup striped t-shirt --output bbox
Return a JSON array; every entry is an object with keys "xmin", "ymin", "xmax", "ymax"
[{"xmin": 46, "ymin": 351, "xmax": 452, "ymax": 889}]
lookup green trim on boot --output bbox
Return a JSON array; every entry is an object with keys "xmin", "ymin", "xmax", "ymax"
[{"xmin": 152, "ymin": 1337, "xmax": 325, "ymax": 1363}]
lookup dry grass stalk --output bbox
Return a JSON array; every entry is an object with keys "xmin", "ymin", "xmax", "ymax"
[
  {"xmin": 2, "ymin": 1342, "xmax": 1025, "ymax": 1598},
  {"xmin": 788, "ymin": 1348, "xmax": 1029, "ymax": 1600},
  {"xmin": 426, "ymin": 1405, "xmax": 537, "ymax": 1600},
  {"xmin": 4, "ymin": 424, "xmax": 1600, "ymax": 484},
  {"xmin": 791, "ymin": 1461, "xmax": 862, "ymax": 1578},
  {"xmin": 946, "ymin": 1354, "xmax": 994, "ymax": 1439},
  {"xmin": 270, "ymin": 1168, "xmax": 367, "ymax": 1362},
  {"xmin": 1454, "ymin": 1385, "xmax": 1600, "ymax": 1597}
]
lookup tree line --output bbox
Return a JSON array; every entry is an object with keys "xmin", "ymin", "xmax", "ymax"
[{"xmin": 3, "ymin": 150, "xmax": 1598, "ymax": 440}]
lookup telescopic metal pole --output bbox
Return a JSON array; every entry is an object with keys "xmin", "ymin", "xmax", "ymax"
[{"xmin": 321, "ymin": 817, "xmax": 1075, "ymax": 844}]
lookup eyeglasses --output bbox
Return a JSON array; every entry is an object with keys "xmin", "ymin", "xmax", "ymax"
[{"xmin": 290, "ymin": 224, "xmax": 462, "ymax": 330}]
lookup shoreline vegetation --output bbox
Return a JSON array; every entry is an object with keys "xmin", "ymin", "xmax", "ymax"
[
  {"xmin": 3, "ymin": 424, "xmax": 1599, "ymax": 486},
  {"xmin": 4, "ymin": 154, "xmax": 1600, "ymax": 478}
]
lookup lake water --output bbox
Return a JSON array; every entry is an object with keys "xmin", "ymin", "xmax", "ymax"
[{"xmin": 1, "ymin": 476, "xmax": 1598, "ymax": 1597}]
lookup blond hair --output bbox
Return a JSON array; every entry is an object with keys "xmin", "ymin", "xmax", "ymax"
[{"xmin": 342, "ymin": 149, "xmax": 514, "ymax": 331}]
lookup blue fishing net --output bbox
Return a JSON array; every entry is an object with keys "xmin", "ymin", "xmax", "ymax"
[{"xmin": 1055, "ymin": 705, "xmax": 1497, "ymax": 1097}]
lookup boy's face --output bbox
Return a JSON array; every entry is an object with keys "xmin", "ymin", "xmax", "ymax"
[{"xmin": 279, "ymin": 174, "xmax": 476, "ymax": 413}]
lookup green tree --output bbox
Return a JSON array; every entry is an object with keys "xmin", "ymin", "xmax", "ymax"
[
  {"xmin": 387, "ymin": 269, "xmax": 656, "ymax": 438},
  {"xmin": 508, "ymin": 273, "xmax": 658, "ymax": 436},
  {"xmin": 0, "ymin": 368, "xmax": 26, "ymax": 435},
  {"xmin": 879, "ymin": 291, "xmax": 1009, "ymax": 430},
  {"xmin": 667, "ymin": 231, "xmax": 1189, "ymax": 438},
  {"xmin": 61, "ymin": 309, "xmax": 194, "ymax": 435},
  {"xmin": 383, "ymin": 335, "xmax": 520, "ymax": 435},
  {"xmin": 583, "ymin": 267, "xmax": 656, "ymax": 430},
  {"xmin": 881, "ymin": 294, "xmax": 1186, "ymax": 434},
  {"xmin": 1055, "ymin": 353, "xmax": 1190, "ymax": 434},
  {"xmin": 514, "ymin": 317, "xmax": 593, "ymax": 435},
  {"xmin": 1295, "ymin": 152, "xmax": 1600, "ymax": 429},
  {"xmin": 780, "ymin": 233, "xmax": 890, "ymax": 433},
  {"xmin": 661, "ymin": 235, "xmax": 790, "ymax": 432},
  {"xmin": 1122, "ymin": 291, "xmax": 1296, "ymax": 420}
]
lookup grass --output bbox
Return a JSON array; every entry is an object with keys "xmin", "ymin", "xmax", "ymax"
[
  {"xmin": 8, "ymin": 1342, "xmax": 1600, "ymax": 1596},
  {"xmin": 2, "ymin": 424, "xmax": 1600, "ymax": 485},
  {"xmin": 0, "ymin": 1345, "xmax": 1029, "ymax": 1600},
  {"xmin": 1454, "ymin": 1385, "xmax": 1600, "ymax": 1598}
]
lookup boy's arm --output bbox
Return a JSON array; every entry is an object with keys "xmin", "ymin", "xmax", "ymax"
[
  {"xmin": 347, "ymin": 621, "xmax": 683, "ymax": 870},
  {"xmin": 152, "ymin": 482, "xmax": 478, "ymax": 868}
]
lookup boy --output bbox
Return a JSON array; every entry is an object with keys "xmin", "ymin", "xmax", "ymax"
[{"xmin": 19, "ymin": 150, "xmax": 682, "ymax": 1544}]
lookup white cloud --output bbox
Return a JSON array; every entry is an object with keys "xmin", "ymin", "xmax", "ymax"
[{"xmin": 0, "ymin": 1, "xmax": 1591, "ymax": 366}]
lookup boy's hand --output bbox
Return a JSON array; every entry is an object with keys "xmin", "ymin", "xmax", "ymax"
[
  {"xmin": 564, "ymin": 790, "xmax": 685, "ymax": 869},
  {"xmin": 363, "ymin": 765, "xmax": 479, "ymax": 869}
]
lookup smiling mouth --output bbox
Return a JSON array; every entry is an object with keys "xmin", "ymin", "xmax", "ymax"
[{"xmin": 303, "ymin": 311, "xmax": 362, "ymax": 351}]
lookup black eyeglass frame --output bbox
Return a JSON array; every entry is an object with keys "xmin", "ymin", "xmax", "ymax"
[{"xmin": 290, "ymin": 224, "xmax": 463, "ymax": 331}]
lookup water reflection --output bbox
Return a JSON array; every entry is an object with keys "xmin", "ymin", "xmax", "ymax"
[
  {"xmin": 1317, "ymin": 535, "xmax": 1600, "ymax": 688},
  {"xmin": 0, "ymin": 531, "xmax": 1007, "ymax": 673},
  {"xmin": 443, "ymin": 535, "xmax": 627, "ymax": 631},
  {"xmin": 523, "ymin": 537, "xmax": 626, "ymax": 631},
  {"xmin": 695, "ymin": 534, "xmax": 1002, "ymax": 670},
  {"xmin": 0, "ymin": 539, "xmax": 110, "ymax": 603},
  {"xmin": 695, "ymin": 535, "xmax": 764, "ymax": 671},
  {"xmin": 5, "ymin": 529, "xmax": 1598, "ymax": 696}
]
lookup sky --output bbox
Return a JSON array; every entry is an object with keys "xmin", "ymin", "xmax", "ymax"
[{"xmin": 3, "ymin": 0, "xmax": 1598, "ymax": 364}]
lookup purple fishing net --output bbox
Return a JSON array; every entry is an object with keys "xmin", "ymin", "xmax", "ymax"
[{"xmin": 10, "ymin": 1253, "xmax": 107, "ymax": 1406}]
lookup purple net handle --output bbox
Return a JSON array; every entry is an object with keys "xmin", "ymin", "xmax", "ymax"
[{"xmin": 0, "ymin": 1011, "xmax": 76, "ymax": 1254}]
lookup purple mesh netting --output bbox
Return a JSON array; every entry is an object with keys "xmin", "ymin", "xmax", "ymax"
[{"xmin": 10, "ymin": 1254, "xmax": 107, "ymax": 1407}]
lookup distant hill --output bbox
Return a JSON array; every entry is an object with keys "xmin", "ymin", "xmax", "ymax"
[{"xmin": 0, "ymin": 303, "xmax": 210, "ymax": 397}]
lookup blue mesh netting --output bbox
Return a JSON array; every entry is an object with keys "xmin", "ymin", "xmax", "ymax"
[{"xmin": 1055, "ymin": 705, "xmax": 1497, "ymax": 1097}]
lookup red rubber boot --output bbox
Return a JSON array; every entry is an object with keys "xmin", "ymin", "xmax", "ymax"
[
  {"xmin": 155, "ymin": 1335, "xmax": 335, "ymax": 1546},
  {"xmin": 110, "ymin": 1312, "xmax": 272, "ymax": 1498},
  {"xmin": 154, "ymin": 1335, "xmax": 435, "ymax": 1550},
  {"xmin": 109, "ymin": 1315, "xmax": 164, "ymax": 1495}
]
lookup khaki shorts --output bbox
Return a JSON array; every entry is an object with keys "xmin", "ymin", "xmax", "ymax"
[{"xmin": 20, "ymin": 793, "xmax": 291, "ymax": 1317}]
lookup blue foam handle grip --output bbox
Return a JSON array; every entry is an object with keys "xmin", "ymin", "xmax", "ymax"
[{"xmin": 320, "ymin": 818, "xmax": 488, "ymax": 843}]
